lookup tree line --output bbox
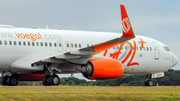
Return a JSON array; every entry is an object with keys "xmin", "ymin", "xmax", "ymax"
[{"xmin": 1, "ymin": 69, "xmax": 180, "ymax": 86}]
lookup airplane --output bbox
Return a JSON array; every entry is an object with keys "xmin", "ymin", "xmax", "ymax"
[{"xmin": 0, "ymin": 5, "xmax": 178, "ymax": 86}]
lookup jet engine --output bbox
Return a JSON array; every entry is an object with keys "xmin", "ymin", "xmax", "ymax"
[{"xmin": 77, "ymin": 58, "xmax": 123, "ymax": 80}]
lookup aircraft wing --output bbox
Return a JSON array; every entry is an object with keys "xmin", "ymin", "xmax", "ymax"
[{"xmin": 32, "ymin": 5, "xmax": 135, "ymax": 65}]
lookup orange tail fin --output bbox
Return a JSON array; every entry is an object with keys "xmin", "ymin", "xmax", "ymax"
[{"xmin": 120, "ymin": 5, "xmax": 135, "ymax": 38}]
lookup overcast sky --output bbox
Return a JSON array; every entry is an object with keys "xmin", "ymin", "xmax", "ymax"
[{"xmin": 0, "ymin": 1, "xmax": 180, "ymax": 79}]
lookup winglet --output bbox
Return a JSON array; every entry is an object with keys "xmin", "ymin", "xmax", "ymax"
[{"xmin": 120, "ymin": 5, "xmax": 135, "ymax": 38}]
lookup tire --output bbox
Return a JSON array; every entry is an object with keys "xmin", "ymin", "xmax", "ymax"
[
  {"xmin": 7, "ymin": 76, "xmax": 18, "ymax": 86},
  {"xmin": 148, "ymin": 80, "xmax": 153, "ymax": 86},
  {"xmin": 2, "ymin": 76, "xmax": 8, "ymax": 85},
  {"xmin": 49, "ymin": 75, "xmax": 60, "ymax": 85},
  {"xmin": 145, "ymin": 80, "xmax": 153, "ymax": 86},
  {"xmin": 43, "ymin": 75, "xmax": 50, "ymax": 86}
]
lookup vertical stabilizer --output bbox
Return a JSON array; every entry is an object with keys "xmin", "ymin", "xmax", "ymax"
[{"xmin": 120, "ymin": 5, "xmax": 135, "ymax": 38}]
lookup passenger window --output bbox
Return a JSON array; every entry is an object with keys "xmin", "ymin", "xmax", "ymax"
[
  {"xmin": 75, "ymin": 44, "xmax": 77, "ymax": 48},
  {"xmin": 79, "ymin": 44, "xmax": 81, "ymax": 48},
  {"xmin": 143, "ymin": 47, "xmax": 145, "ymax": 51},
  {"xmin": 147, "ymin": 47, "xmax": 149, "ymax": 51},
  {"xmin": 133, "ymin": 46, "xmax": 134, "ymax": 50},
  {"xmin": 14, "ymin": 41, "xmax": 16, "ymax": 45},
  {"xmin": 9, "ymin": 41, "xmax": 12, "ymax": 45},
  {"xmin": 19, "ymin": 41, "xmax": 21, "ymax": 46},
  {"xmin": 136, "ymin": 46, "xmax": 138, "ymax": 50},
  {"xmin": 28, "ymin": 42, "xmax": 30, "ymax": 46},
  {"xmin": 36, "ymin": 42, "xmax": 39, "ymax": 46},
  {"xmin": 140, "ymin": 47, "xmax": 142, "ymax": 51},
  {"xmin": 32, "ymin": 42, "xmax": 35, "ymax": 46},
  {"xmin": 49, "ymin": 43, "xmax": 52, "ymax": 47},
  {"xmin": 45, "ymin": 42, "xmax": 47, "ymax": 47},
  {"xmin": 23, "ymin": 42, "xmax": 26, "ymax": 46},
  {"xmin": 0, "ymin": 41, "xmax": 2, "ymax": 45},
  {"xmin": 67, "ymin": 43, "xmax": 69, "ymax": 47},
  {"xmin": 87, "ymin": 44, "xmax": 89, "ymax": 47},
  {"xmin": 41, "ymin": 42, "xmax": 43, "ymax": 46},
  {"xmin": 71, "ymin": 43, "xmax": 73, "ymax": 48},
  {"xmin": 117, "ymin": 46, "xmax": 119, "ymax": 49},
  {"xmin": 54, "ymin": 43, "xmax": 57, "ymax": 47},
  {"xmin": 4, "ymin": 41, "xmax": 7, "ymax": 45},
  {"xmin": 125, "ymin": 46, "xmax": 127, "ymax": 50},
  {"xmin": 121, "ymin": 46, "xmax": 123, "ymax": 50},
  {"xmin": 150, "ymin": 47, "xmax": 152, "ymax": 51}
]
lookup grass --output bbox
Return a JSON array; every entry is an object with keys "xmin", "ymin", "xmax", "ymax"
[{"xmin": 0, "ymin": 86, "xmax": 179, "ymax": 101}]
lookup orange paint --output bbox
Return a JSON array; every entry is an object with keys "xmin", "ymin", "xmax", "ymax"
[
  {"xmin": 91, "ymin": 41, "xmax": 120, "ymax": 55},
  {"xmin": 138, "ymin": 38, "xmax": 146, "ymax": 48},
  {"xmin": 120, "ymin": 5, "xmax": 135, "ymax": 38},
  {"xmin": 15, "ymin": 32, "xmax": 42, "ymax": 41},
  {"xmin": 88, "ymin": 58, "xmax": 123, "ymax": 80},
  {"xmin": 127, "ymin": 40, "xmax": 139, "ymax": 66}
]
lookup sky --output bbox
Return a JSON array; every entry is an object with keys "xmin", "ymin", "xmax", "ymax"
[{"xmin": 0, "ymin": 0, "xmax": 180, "ymax": 79}]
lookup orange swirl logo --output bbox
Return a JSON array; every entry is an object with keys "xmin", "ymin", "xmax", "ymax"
[{"xmin": 122, "ymin": 18, "xmax": 130, "ymax": 33}]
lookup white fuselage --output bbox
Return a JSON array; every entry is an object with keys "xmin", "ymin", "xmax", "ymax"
[{"xmin": 0, "ymin": 27, "xmax": 178, "ymax": 75}]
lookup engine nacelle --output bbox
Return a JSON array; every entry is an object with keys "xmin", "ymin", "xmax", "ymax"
[
  {"xmin": 18, "ymin": 74, "xmax": 46, "ymax": 81},
  {"xmin": 81, "ymin": 58, "xmax": 123, "ymax": 80}
]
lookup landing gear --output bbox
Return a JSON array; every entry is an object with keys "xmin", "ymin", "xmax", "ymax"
[
  {"xmin": 43, "ymin": 64, "xmax": 61, "ymax": 86},
  {"xmin": 42, "ymin": 74, "xmax": 60, "ymax": 86},
  {"xmin": 145, "ymin": 74, "xmax": 153, "ymax": 86},
  {"xmin": 1, "ymin": 73, "xmax": 18, "ymax": 86}
]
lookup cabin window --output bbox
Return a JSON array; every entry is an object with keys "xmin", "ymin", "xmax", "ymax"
[
  {"xmin": 59, "ymin": 43, "xmax": 61, "ymax": 47},
  {"xmin": 45, "ymin": 42, "xmax": 47, "ymax": 47},
  {"xmin": 54, "ymin": 43, "xmax": 57, "ymax": 47},
  {"xmin": 71, "ymin": 43, "xmax": 73, "ymax": 48},
  {"xmin": 75, "ymin": 44, "xmax": 77, "ymax": 48},
  {"xmin": 4, "ymin": 41, "xmax": 7, "ymax": 45},
  {"xmin": 23, "ymin": 42, "xmax": 26, "ymax": 46},
  {"xmin": 49, "ymin": 43, "xmax": 52, "ymax": 47},
  {"xmin": 28, "ymin": 42, "xmax": 30, "ymax": 46},
  {"xmin": 9, "ymin": 41, "xmax": 12, "ymax": 45},
  {"xmin": 41, "ymin": 42, "xmax": 43, "ymax": 46},
  {"xmin": 87, "ymin": 44, "xmax": 89, "ymax": 47},
  {"xmin": 164, "ymin": 46, "xmax": 170, "ymax": 52},
  {"xmin": 14, "ymin": 41, "xmax": 16, "ymax": 45},
  {"xmin": 32, "ymin": 42, "xmax": 35, "ymax": 46},
  {"xmin": 121, "ymin": 46, "xmax": 123, "ymax": 50},
  {"xmin": 0, "ymin": 41, "xmax": 2, "ymax": 45},
  {"xmin": 117, "ymin": 46, "xmax": 119, "ymax": 49},
  {"xmin": 36, "ymin": 42, "xmax": 39, "ymax": 46},
  {"xmin": 67, "ymin": 43, "xmax": 69, "ymax": 47},
  {"xmin": 140, "ymin": 47, "xmax": 142, "ymax": 51},
  {"xmin": 79, "ymin": 44, "xmax": 81, "ymax": 48},
  {"xmin": 136, "ymin": 46, "xmax": 138, "ymax": 50},
  {"xmin": 143, "ymin": 47, "xmax": 145, "ymax": 51},
  {"xmin": 147, "ymin": 47, "xmax": 149, "ymax": 51},
  {"xmin": 133, "ymin": 46, "xmax": 134, "ymax": 50},
  {"xmin": 150, "ymin": 47, "xmax": 152, "ymax": 51},
  {"xmin": 125, "ymin": 46, "xmax": 127, "ymax": 50},
  {"xmin": 19, "ymin": 41, "xmax": 21, "ymax": 46}
]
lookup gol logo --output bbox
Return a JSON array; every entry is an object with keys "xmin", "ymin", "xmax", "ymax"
[
  {"xmin": 122, "ymin": 18, "xmax": 130, "ymax": 33},
  {"xmin": 15, "ymin": 33, "xmax": 42, "ymax": 41}
]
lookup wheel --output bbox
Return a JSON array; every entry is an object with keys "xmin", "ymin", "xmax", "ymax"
[
  {"xmin": 148, "ymin": 80, "xmax": 153, "ymax": 86},
  {"xmin": 49, "ymin": 75, "xmax": 60, "ymax": 85},
  {"xmin": 7, "ymin": 76, "xmax": 18, "ymax": 86},
  {"xmin": 43, "ymin": 74, "xmax": 51, "ymax": 86},
  {"xmin": 2, "ymin": 76, "xmax": 8, "ymax": 85},
  {"xmin": 144, "ymin": 80, "xmax": 153, "ymax": 86}
]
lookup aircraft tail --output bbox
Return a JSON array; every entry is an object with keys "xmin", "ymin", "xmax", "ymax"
[{"xmin": 120, "ymin": 5, "xmax": 135, "ymax": 38}]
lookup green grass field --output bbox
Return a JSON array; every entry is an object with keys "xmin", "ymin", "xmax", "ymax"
[{"xmin": 0, "ymin": 86, "xmax": 180, "ymax": 101}]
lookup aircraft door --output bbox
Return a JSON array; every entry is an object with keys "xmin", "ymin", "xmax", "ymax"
[
  {"xmin": 65, "ymin": 41, "xmax": 71, "ymax": 52},
  {"xmin": 152, "ymin": 42, "xmax": 159, "ymax": 60},
  {"xmin": 57, "ymin": 41, "xmax": 63, "ymax": 53}
]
